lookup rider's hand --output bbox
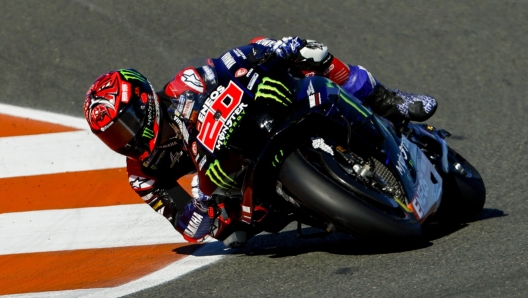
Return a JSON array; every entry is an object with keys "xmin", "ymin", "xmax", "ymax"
[
  {"xmin": 191, "ymin": 175, "xmax": 211, "ymax": 202},
  {"xmin": 272, "ymin": 36, "xmax": 303, "ymax": 60}
]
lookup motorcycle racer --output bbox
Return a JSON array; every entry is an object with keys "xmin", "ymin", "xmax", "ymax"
[{"xmin": 84, "ymin": 36, "xmax": 438, "ymax": 247}]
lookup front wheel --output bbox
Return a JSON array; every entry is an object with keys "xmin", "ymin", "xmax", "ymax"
[{"xmin": 278, "ymin": 149, "xmax": 422, "ymax": 241}]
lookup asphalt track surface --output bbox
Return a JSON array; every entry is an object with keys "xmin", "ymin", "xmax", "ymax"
[{"xmin": 1, "ymin": 0, "xmax": 527, "ymax": 297}]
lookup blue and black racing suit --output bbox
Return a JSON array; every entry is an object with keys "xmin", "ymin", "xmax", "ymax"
[{"xmin": 126, "ymin": 37, "xmax": 438, "ymax": 246}]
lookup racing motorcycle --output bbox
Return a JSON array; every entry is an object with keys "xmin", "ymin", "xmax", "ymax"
[{"xmin": 171, "ymin": 46, "xmax": 486, "ymax": 246}]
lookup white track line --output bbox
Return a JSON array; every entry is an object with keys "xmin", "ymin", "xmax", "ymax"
[
  {"xmin": 0, "ymin": 130, "xmax": 125, "ymax": 178},
  {"xmin": 0, "ymin": 204, "xmax": 186, "ymax": 255},
  {"xmin": 0, "ymin": 103, "xmax": 88, "ymax": 130}
]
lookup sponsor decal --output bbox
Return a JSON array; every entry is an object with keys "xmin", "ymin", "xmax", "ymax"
[
  {"xmin": 288, "ymin": 38, "xmax": 301, "ymax": 53},
  {"xmin": 396, "ymin": 137, "xmax": 411, "ymax": 175},
  {"xmin": 100, "ymin": 121, "xmax": 113, "ymax": 132},
  {"xmin": 119, "ymin": 69, "xmax": 146, "ymax": 82},
  {"xmin": 307, "ymin": 80, "xmax": 315, "ymax": 96},
  {"xmin": 304, "ymin": 72, "xmax": 315, "ymax": 77},
  {"xmin": 191, "ymin": 142, "xmax": 198, "ymax": 156},
  {"xmin": 254, "ymin": 39, "xmax": 275, "ymax": 47},
  {"xmin": 198, "ymin": 85, "xmax": 226, "ymax": 123},
  {"xmin": 198, "ymin": 155, "xmax": 207, "ymax": 171},
  {"xmin": 140, "ymin": 93, "xmax": 148, "ymax": 104},
  {"xmin": 311, "ymin": 138, "xmax": 334, "ymax": 155},
  {"xmin": 153, "ymin": 150, "xmax": 167, "ymax": 167},
  {"xmin": 221, "ymin": 52, "xmax": 236, "ymax": 69},
  {"xmin": 411, "ymin": 173, "xmax": 429, "ymax": 219},
  {"xmin": 173, "ymin": 94, "xmax": 186, "ymax": 116},
  {"xmin": 173, "ymin": 117, "xmax": 189, "ymax": 143},
  {"xmin": 272, "ymin": 150, "xmax": 285, "ymax": 167},
  {"xmin": 158, "ymin": 140, "xmax": 179, "ymax": 149},
  {"xmin": 216, "ymin": 102, "xmax": 246, "ymax": 150},
  {"xmin": 323, "ymin": 63, "xmax": 335, "ymax": 75},
  {"xmin": 197, "ymin": 81, "xmax": 247, "ymax": 152},
  {"xmin": 182, "ymin": 99, "xmax": 194, "ymax": 119},
  {"xmin": 141, "ymin": 93, "xmax": 160, "ymax": 127},
  {"xmin": 322, "ymin": 53, "xmax": 332, "ymax": 64},
  {"xmin": 152, "ymin": 200, "xmax": 164, "ymax": 211},
  {"xmin": 246, "ymin": 68, "xmax": 254, "ymax": 77},
  {"xmin": 308, "ymin": 92, "xmax": 321, "ymax": 108},
  {"xmin": 121, "ymin": 82, "xmax": 131, "ymax": 103},
  {"xmin": 142, "ymin": 127, "xmax": 154, "ymax": 139},
  {"xmin": 181, "ymin": 68, "xmax": 204, "ymax": 93},
  {"xmin": 141, "ymin": 192, "xmax": 154, "ymax": 202},
  {"xmin": 169, "ymin": 151, "xmax": 182, "ymax": 168},
  {"xmin": 184, "ymin": 212, "xmax": 204, "ymax": 238},
  {"xmin": 247, "ymin": 73, "xmax": 259, "ymax": 90},
  {"xmin": 203, "ymin": 66, "xmax": 216, "ymax": 83},
  {"xmin": 233, "ymin": 48, "xmax": 247, "ymax": 59},
  {"xmin": 205, "ymin": 159, "xmax": 238, "ymax": 189},
  {"xmin": 129, "ymin": 175, "xmax": 155, "ymax": 190},
  {"xmin": 142, "ymin": 149, "xmax": 158, "ymax": 167},
  {"xmin": 235, "ymin": 68, "xmax": 248, "ymax": 77},
  {"xmin": 255, "ymin": 77, "xmax": 292, "ymax": 106},
  {"xmin": 305, "ymin": 40, "xmax": 325, "ymax": 50}
]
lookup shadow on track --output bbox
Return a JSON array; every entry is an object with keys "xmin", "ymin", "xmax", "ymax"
[
  {"xmin": 422, "ymin": 208, "xmax": 506, "ymax": 241},
  {"xmin": 173, "ymin": 208, "xmax": 505, "ymax": 258},
  {"xmin": 241, "ymin": 228, "xmax": 433, "ymax": 258}
]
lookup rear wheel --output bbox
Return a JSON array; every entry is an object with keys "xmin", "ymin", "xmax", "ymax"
[
  {"xmin": 434, "ymin": 147, "xmax": 486, "ymax": 223},
  {"xmin": 278, "ymin": 142, "xmax": 422, "ymax": 241}
]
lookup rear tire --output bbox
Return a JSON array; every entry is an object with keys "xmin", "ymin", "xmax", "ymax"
[{"xmin": 434, "ymin": 147, "xmax": 486, "ymax": 224}]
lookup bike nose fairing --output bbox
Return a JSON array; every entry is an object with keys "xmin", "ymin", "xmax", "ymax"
[{"xmin": 393, "ymin": 135, "xmax": 443, "ymax": 222}]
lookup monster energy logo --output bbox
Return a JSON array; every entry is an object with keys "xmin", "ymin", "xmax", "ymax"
[
  {"xmin": 205, "ymin": 160, "xmax": 237, "ymax": 189},
  {"xmin": 119, "ymin": 69, "xmax": 147, "ymax": 82},
  {"xmin": 142, "ymin": 127, "xmax": 154, "ymax": 138},
  {"xmin": 255, "ymin": 77, "xmax": 292, "ymax": 106},
  {"xmin": 272, "ymin": 150, "xmax": 285, "ymax": 167}
]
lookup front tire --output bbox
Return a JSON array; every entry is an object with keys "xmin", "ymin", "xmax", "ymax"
[{"xmin": 279, "ymin": 150, "xmax": 422, "ymax": 241}]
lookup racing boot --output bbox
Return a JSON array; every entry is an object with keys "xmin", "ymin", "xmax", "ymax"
[{"xmin": 364, "ymin": 84, "xmax": 438, "ymax": 122}]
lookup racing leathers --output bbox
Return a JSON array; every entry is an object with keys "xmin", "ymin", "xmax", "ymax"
[{"xmin": 126, "ymin": 36, "xmax": 438, "ymax": 246}]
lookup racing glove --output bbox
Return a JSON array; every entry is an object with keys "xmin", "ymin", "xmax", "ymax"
[
  {"xmin": 175, "ymin": 175, "xmax": 215, "ymax": 242},
  {"xmin": 271, "ymin": 36, "xmax": 303, "ymax": 60}
]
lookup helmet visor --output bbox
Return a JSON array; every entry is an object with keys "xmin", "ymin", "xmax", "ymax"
[{"xmin": 95, "ymin": 100, "xmax": 148, "ymax": 159}]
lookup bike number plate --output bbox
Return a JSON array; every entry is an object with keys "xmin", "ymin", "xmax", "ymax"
[{"xmin": 409, "ymin": 145, "xmax": 443, "ymax": 221}]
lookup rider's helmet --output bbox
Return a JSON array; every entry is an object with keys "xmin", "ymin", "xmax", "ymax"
[{"xmin": 84, "ymin": 69, "xmax": 161, "ymax": 161}]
